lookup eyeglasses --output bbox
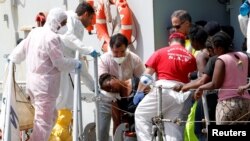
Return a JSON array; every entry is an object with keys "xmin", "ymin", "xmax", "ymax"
[{"xmin": 172, "ymin": 21, "xmax": 186, "ymax": 29}]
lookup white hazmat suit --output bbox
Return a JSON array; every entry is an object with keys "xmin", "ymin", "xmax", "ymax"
[
  {"xmin": 8, "ymin": 8, "xmax": 79, "ymax": 141},
  {"xmin": 238, "ymin": 0, "xmax": 250, "ymax": 53},
  {"xmin": 56, "ymin": 10, "xmax": 95, "ymax": 109}
]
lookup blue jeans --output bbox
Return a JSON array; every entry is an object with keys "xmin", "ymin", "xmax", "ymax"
[{"xmin": 98, "ymin": 94, "xmax": 112, "ymax": 141}]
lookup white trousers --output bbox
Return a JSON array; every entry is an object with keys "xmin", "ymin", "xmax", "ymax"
[{"xmin": 135, "ymin": 80, "xmax": 193, "ymax": 141}]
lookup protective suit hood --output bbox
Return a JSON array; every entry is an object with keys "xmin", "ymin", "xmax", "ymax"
[{"xmin": 44, "ymin": 8, "xmax": 67, "ymax": 33}]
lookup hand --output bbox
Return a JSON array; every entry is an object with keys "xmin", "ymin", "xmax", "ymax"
[
  {"xmin": 133, "ymin": 91, "xmax": 145, "ymax": 105},
  {"xmin": 172, "ymin": 84, "xmax": 183, "ymax": 92},
  {"xmin": 89, "ymin": 50, "xmax": 100, "ymax": 58},
  {"xmin": 240, "ymin": 0, "xmax": 250, "ymax": 16},
  {"xmin": 194, "ymin": 88, "xmax": 203, "ymax": 100},
  {"xmin": 75, "ymin": 60, "xmax": 82, "ymax": 69},
  {"xmin": 238, "ymin": 86, "xmax": 247, "ymax": 96}
]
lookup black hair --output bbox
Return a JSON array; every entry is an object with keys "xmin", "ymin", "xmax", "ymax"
[
  {"xmin": 205, "ymin": 36, "xmax": 213, "ymax": 49},
  {"xmin": 188, "ymin": 25, "xmax": 208, "ymax": 46},
  {"xmin": 171, "ymin": 10, "xmax": 192, "ymax": 23},
  {"xmin": 204, "ymin": 21, "xmax": 221, "ymax": 36},
  {"xmin": 75, "ymin": 1, "xmax": 95, "ymax": 17},
  {"xmin": 195, "ymin": 20, "xmax": 207, "ymax": 27},
  {"xmin": 220, "ymin": 25, "xmax": 234, "ymax": 39},
  {"xmin": 212, "ymin": 31, "xmax": 233, "ymax": 51},
  {"xmin": 109, "ymin": 33, "xmax": 128, "ymax": 49},
  {"xmin": 99, "ymin": 73, "xmax": 116, "ymax": 89}
]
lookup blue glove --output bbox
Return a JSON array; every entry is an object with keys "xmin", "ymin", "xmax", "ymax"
[
  {"xmin": 89, "ymin": 50, "xmax": 100, "ymax": 58},
  {"xmin": 75, "ymin": 60, "xmax": 82, "ymax": 69},
  {"xmin": 133, "ymin": 91, "xmax": 145, "ymax": 105},
  {"xmin": 240, "ymin": 0, "xmax": 250, "ymax": 16}
]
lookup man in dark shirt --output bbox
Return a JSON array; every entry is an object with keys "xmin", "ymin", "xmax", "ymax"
[{"xmin": 99, "ymin": 73, "xmax": 150, "ymax": 133}]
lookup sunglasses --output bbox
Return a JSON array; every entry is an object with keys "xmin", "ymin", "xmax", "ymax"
[{"xmin": 172, "ymin": 21, "xmax": 186, "ymax": 29}]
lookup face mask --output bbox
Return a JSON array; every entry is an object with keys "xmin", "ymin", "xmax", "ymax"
[
  {"xmin": 57, "ymin": 25, "xmax": 68, "ymax": 34},
  {"xmin": 112, "ymin": 49, "xmax": 129, "ymax": 65},
  {"xmin": 113, "ymin": 57, "xmax": 126, "ymax": 65}
]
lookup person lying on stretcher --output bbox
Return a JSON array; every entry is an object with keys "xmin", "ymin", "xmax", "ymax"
[{"xmin": 99, "ymin": 73, "xmax": 151, "ymax": 133}]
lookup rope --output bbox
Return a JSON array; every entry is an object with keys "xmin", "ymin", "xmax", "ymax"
[
  {"xmin": 160, "ymin": 117, "xmax": 250, "ymax": 124},
  {"xmin": 15, "ymin": 100, "xmax": 30, "ymax": 104},
  {"xmin": 153, "ymin": 87, "xmax": 250, "ymax": 126},
  {"xmin": 111, "ymin": 104, "xmax": 134, "ymax": 116},
  {"xmin": 151, "ymin": 84, "xmax": 250, "ymax": 91},
  {"xmin": 229, "ymin": 111, "xmax": 250, "ymax": 125}
]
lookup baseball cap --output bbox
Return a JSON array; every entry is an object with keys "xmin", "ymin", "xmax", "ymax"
[{"xmin": 169, "ymin": 32, "xmax": 186, "ymax": 41}]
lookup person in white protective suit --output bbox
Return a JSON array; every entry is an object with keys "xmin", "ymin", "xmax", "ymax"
[
  {"xmin": 8, "ymin": 8, "xmax": 82, "ymax": 141},
  {"xmin": 98, "ymin": 33, "xmax": 145, "ymax": 141},
  {"xmin": 56, "ymin": 1, "xmax": 99, "ymax": 110},
  {"xmin": 239, "ymin": 0, "xmax": 250, "ymax": 53},
  {"xmin": 133, "ymin": 32, "xmax": 197, "ymax": 141}
]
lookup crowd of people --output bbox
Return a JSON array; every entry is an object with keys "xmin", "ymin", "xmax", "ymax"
[{"xmin": 3, "ymin": 1, "xmax": 250, "ymax": 141}]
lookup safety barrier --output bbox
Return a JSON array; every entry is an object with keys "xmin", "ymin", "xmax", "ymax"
[
  {"xmin": 1, "ymin": 67, "xmax": 250, "ymax": 141},
  {"xmin": 151, "ymin": 86, "xmax": 250, "ymax": 140}
]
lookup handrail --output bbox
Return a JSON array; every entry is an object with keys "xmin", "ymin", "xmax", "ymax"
[{"xmin": 73, "ymin": 50, "xmax": 80, "ymax": 141}]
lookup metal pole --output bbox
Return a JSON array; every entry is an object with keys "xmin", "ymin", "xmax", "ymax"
[
  {"xmin": 4, "ymin": 62, "xmax": 13, "ymax": 141},
  {"xmin": 157, "ymin": 86, "xmax": 162, "ymax": 118},
  {"xmin": 78, "ymin": 89, "xmax": 83, "ymax": 140},
  {"xmin": 202, "ymin": 90, "xmax": 210, "ymax": 133},
  {"xmin": 73, "ymin": 50, "xmax": 80, "ymax": 141},
  {"xmin": 76, "ymin": 55, "xmax": 83, "ymax": 139},
  {"xmin": 22, "ymin": 131, "xmax": 25, "ymax": 141},
  {"xmin": 93, "ymin": 56, "xmax": 100, "ymax": 141},
  {"xmin": 157, "ymin": 86, "xmax": 163, "ymax": 141}
]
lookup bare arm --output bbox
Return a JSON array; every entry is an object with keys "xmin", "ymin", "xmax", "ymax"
[
  {"xmin": 196, "ymin": 51, "xmax": 209, "ymax": 77},
  {"xmin": 238, "ymin": 55, "xmax": 250, "ymax": 95},
  {"xmin": 238, "ymin": 82, "xmax": 250, "ymax": 95},
  {"xmin": 181, "ymin": 74, "xmax": 212, "ymax": 92},
  {"xmin": 194, "ymin": 59, "xmax": 225, "ymax": 99}
]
